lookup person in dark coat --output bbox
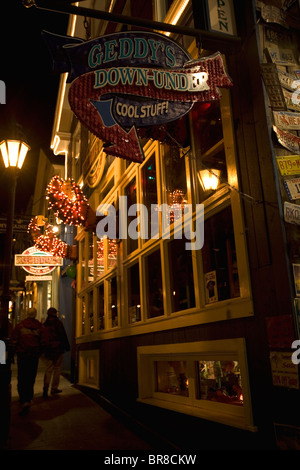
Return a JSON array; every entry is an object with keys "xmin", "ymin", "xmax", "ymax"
[
  {"xmin": 43, "ymin": 307, "xmax": 70, "ymax": 398},
  {"xmin": 11, "ymin": 307, "xmax": 44, "ymax": 415}
]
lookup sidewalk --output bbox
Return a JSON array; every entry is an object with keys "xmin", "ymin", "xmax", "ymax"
[{"xmin": 4, "ymin": 361, "xmax": 153, "ymax": 451}]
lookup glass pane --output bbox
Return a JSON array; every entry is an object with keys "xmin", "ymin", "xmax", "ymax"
[
  {"xmin": 97, "ymin": 283, "xmax": 105, "ymax": 330},
  {"xmin": 141, "ymin": 153, "xmax": 158, "ymax": 238},
  {"xmin": 109, "ymin": 276, "xmax": 118, "ymax": 327},
  {"xmin": 145, "ymin": 249, "xmax": 164, "ymax": 318},
  {"xmin": 97, "ymin": 239, "xmax": 105, "ymax": 276},
  {"xmin": 89, "ymin": 290, "xmax": 94, "ymax": 333},
  {"xmin": 88, "ymin": 233, "xmax": 94, "ymax": 282},
  {"xmin": 202, "ymin": 206, "xmax": 240, "ymax": 302},
  {"xmin": 81, "ymin": 240, "xmax": 86, "ymax": 289},
  {"xmin": 125, "ymin": 178, "xmax": 138, "ymax": 254},
  {"xmin": 81, "ymin": 297, "xmax": 86, "ymax": 335},
  {"xmin": 155, "ymin": 361, "xmax": 189, "ymax": 397},
  {"xmin": 108, "ymin": 239, "xmax": 118, "ymax": 270},
  {"xmin": 164, "ymin": 146, "xmax": 188, "ymax": 225},
  {"xmin": 128, "ymin": 262, "xmax": 141, "ymax": 324},
  {"xmin": 198, "ymin": 360, "xmax": 243, "ymax": 406},
  {"xmin": 168, "ymin": 238, "xmax": 195, "ymax": 312},
  {"xmin": 192, "ymin": 101, "xmax": 227, "ymax": 200}
]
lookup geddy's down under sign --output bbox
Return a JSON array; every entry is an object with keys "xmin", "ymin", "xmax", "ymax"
[{"xmin": 43, "ymin": 30, "xmax": 233, "ymax": 163}]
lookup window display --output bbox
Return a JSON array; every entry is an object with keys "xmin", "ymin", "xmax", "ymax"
[
  {"xmin": 198, "ymin": 360, "xmax": 243, "ymax": 406},
  {"xmin": 155, "ymin": 360, "xmax": 189, "ymax": 397},
  {"xmin": 109, "ymin": 276, "xmax": 118, "ymax": 327}
]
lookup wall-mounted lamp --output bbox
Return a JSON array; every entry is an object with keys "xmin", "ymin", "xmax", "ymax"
[{"xmin": 198, "ymin": 169, "xmax": 221, "ymax": 191}]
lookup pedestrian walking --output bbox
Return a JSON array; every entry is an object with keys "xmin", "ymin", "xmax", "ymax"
[
  {"xmin": 11, "ymin": 307, "xmax": 44, "ymax": 415},
  {"xmin": 42, "ymin": 307, "xmax": 70, "ymax": 398}
]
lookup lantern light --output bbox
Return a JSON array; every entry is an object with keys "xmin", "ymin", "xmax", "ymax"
[
  {"xmin": 0, "ymin": 139, "xmax": 30, "ymax": 169},
  {"xmin": 198, "ymin": 169, "xmax": 221, "ymax": 191}
]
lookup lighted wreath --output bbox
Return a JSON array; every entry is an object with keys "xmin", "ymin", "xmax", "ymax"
[{"xmin": 46, "ymin": 175, "xmax": 90, "ymax": 226}]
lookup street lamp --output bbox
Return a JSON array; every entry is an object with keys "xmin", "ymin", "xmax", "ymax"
[
  {"xmin": 0, "ymin": 137, "xmax": 30, "ymax": 447},
  {"xmin": 0, "ymin": 139, "xmax": 30, "ymax": 338}
]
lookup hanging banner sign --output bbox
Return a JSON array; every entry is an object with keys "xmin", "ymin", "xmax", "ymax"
[
  {"xmin": 15, "ymin": 246, "xmax": 63, "ymax": 275},
  {"xmin": 284, "ymin": 178, "xmax": 300, "ymax": 200},
  {"xmin": 277, "ymin": 155, "xmax": 300, "ymax": 175},
  {"xmin": 284, "ymin": 201, "xmax": 300, "ymax": 225},
  {"xmin": 273, "ymin": 111, "xmax": 300, "ymax": 130},
  {"xmin": 43, "ymin": 30, "xmax": 232, "ymax": 163},
  {"xmin": 273, "ymin": 126, "xmax": 300, "ymax": 154}
]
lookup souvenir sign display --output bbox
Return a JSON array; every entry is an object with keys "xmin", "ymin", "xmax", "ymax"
[
  {"xmin": 264, "ymin": 46, "xmax": 296, "ymax": 66},
  {"xmin": 277, "ymin": 155, "xmax": 300, "ymax": 175},
  {"xmin": 273, "ymin": 126, "xmax": 300, "ymax": 154},
  {"xmin": 261, "ymin": 63, "xmax": 286, "ymax": 109},
  {"xmin": 284, "ymin": 201, "xmax": 300, "ymax": 225},
  {"xmin": 43, "ymin": 30, "xmax": 233, "ymax": 163},
  {"xmin": 269, "ymin": 350, "xmax": 299, "ymax": 389},
  {"xmin": 273, "ymin": 110, "xmax": 300, "ymax": 130},
  {"xmin": 283, "ymin": 178, "xmax": 300, "ymax": 200}
]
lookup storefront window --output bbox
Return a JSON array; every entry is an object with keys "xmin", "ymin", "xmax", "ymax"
[
  {"xmin": 202, "ymin": 206, "xmax": 240, "ymax": 303},
  {"xmin": 97, "ymin": 283, "xmax": 105, "ymax": 330},
  {"xmin": 145, "ymin": 249, "xmax": 164, "ymax": 318},
  {"xmin": 89, "ymin": 290, "xmax": 94, "ymax": 333},
  {"xmin": 155, "ymin": 361, "xmax": 189, "ymax": 397},
  {"xmin": 164, "ymin": 145, "xmax": 188, "ymax": 225},
  {"xmin": 88, "ymin": 232, "xmax": 94, "ymax": 282},
  {"xmin": 192, "ymin": 102, "xmax": 227, "ymax": 201},
  {"xmin": 82, "ymin": 296, "xmax": 86, "ymax": 335},
  {"xmin": 97, "ymin": 239, "xmax": 105, "ymax": 276},
  {"xmin": 141, "ymin": 153, "xmax": 158, "ymax": 239},
  {"xmin": 125, "ymin": 178, "xmax": 138, "ymax": 254},
  {"xmin": 80, "ymin": 239, "xmax": 86, "ymax": 289},
  {"xmin": 108, "ymin": 239, "xmax": 118, "ymax": 270},
  {"xmin": 198, "ymin": 360, "xmax": 243, "ymax": 406},
  {"xmin": 168, "ymin": 238, "xmax": 195, "ymax": 312},
  {"xmin": 109, "ymin": 276, "xmax": 118, "ymax": 327},
  {"xmin": 127, "ymin": 262, "xmax": 141, "ymax": 324}
]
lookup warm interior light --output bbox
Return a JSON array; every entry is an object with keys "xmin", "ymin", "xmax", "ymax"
[
  {"xmin": 0, "ymin": 139, "xmax": 30, "ymax": 169},
  {"xmin": 198, "ymin": 169, "xmax": 221, "ymax": 191}
]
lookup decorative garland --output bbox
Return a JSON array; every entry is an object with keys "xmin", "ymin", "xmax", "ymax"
[{"xmin": 46, "ymin": 175, "xmax": 90, "ymax": 226}]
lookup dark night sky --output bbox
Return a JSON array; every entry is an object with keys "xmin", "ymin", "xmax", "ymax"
[{"xmin": 0, "ymin": 0, "xmax": 69, "ymax": 215}]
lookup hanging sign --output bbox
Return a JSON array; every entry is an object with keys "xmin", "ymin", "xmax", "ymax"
[
  {"xmin": 206, "ymin": 0, "xmax": 237, "ymax": 36},
  {"xmin": 43, "ymin": 30, "xmax": 232, "ymax": 163},
  {"xmin": 273, "ymin": 126, "xmax": 300, "ymax": 154},
  {"xmin": 283, "ymin": 178, "xmax": 300, "ymax": 200},
  {"xmin": 273, "ymin": 111, "xmax": 300, "ymax": 130},
  {"xmin": 15, "ymin": 246, "xmax": 63, "ymax": 275}
]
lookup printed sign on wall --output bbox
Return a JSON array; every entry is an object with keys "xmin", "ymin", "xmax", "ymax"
[{"xmin": 43, "ymin": 30, "xmax": 233, "ymax": 163}]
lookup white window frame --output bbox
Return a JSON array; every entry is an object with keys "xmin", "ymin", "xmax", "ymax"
[{"xmin": 137, "ymin": 338, "xmax": 257, "ymax": 431}]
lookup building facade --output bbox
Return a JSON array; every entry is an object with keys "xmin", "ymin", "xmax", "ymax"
[{"xmin": 50, "ymin": 0, "xmax": 300, "ymax": 449}]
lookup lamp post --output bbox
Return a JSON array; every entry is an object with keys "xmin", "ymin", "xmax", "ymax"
[{"xmin": 0, "ymin": 138, "xmax": 30, "ymax": 447}]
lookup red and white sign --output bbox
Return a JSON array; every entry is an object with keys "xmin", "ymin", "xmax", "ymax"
[{"xmin": 15, "ymin": 246, "xmax": 63, "ymax": 275}]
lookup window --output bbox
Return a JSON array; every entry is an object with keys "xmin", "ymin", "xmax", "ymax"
[
  {"xmin": 168, "ymin": 238, "xmax": 195, "ymax": 312},
  {"xmin": 89, "ymin": 290, "xmax": 94, "ymax": 333},
  {"xmin": 97, "ymin": 283, "xmax": 105, "ymax": 330},
  {"xmin": 202, "ymin": 206, "xmax": 240, "ymax": 303},
  {"xmin": 145, "ymin": 248, "xmax": 164, "ymax": 319},
  {"xmin": 125, "ymin": 177, "xmax": 138, "ymax": 254},
  {"xmin": 137, "ymin": 339, "xmax": 256, "ymax": 431},
  {"xmin": 127, "ymin": 262, "xmax": 141, "ymax": 324},
  {"xmin": 109, "ymin": 276, "xmax": 118, "ymax": 328},
  {"xmin": 141, "ymin": 152, "xmax": 158, "ymax": 239}
]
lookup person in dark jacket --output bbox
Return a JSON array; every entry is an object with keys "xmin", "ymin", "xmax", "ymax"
[
  {"xmin": 11, "ymin": 307, "xmax": 44, "ymax": 415},
  {"xmin": 43, "ymin": 307, "xmax": 70, "ymax": 398}
]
